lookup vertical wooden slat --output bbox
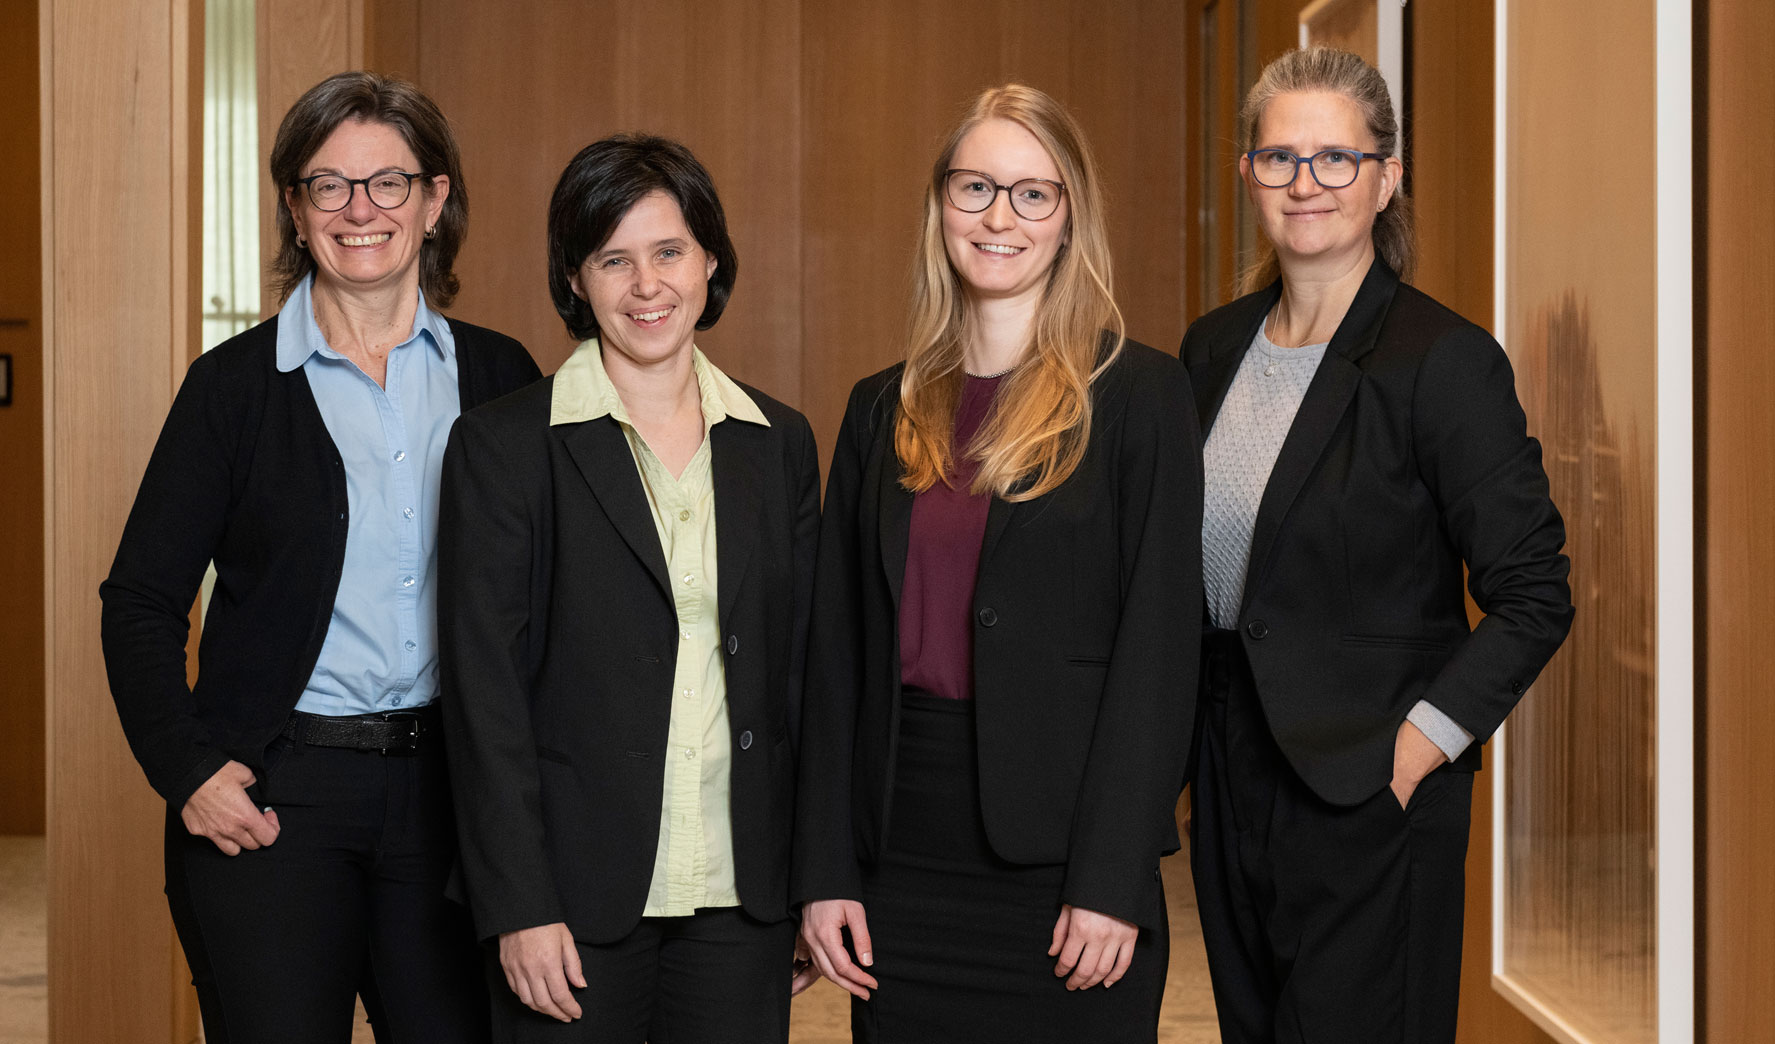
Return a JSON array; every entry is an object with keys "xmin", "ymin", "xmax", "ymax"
[{"xmin": 42, "ymin": 0, "xmax": 204, "ymax": 1037}]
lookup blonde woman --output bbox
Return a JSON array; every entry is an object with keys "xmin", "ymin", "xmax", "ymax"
[{"xmin": 793, "ymin": 85, "xmax": 1202, "ymax": 1043}]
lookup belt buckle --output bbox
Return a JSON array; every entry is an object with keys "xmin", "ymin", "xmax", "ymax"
[{"xmin": 380, "ymin": 710, "xmax": 422, "ymax": 756}]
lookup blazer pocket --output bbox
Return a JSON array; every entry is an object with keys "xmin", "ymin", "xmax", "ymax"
[
  {"xmin": 534, "ymin": 745, "xmax": 574, "ymax": 766},
  {"xmin": 1065, "ymin": 654, "xmax": 1113, "ymax": 668},
  {"xmin": 1340, "ymin": 633, "xmax": 1451, "ymax": 653}
]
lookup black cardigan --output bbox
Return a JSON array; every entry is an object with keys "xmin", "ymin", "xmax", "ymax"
[{"xmin": 100, "ymin": 314, "xmax": 541, "ymax": 811}]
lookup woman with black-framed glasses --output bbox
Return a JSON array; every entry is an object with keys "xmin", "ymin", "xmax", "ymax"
[
  {"xmin": 1179, "ymin": 47, "xmax": 1572, "ymax": 1043},
  {"xmin": 794, "ymin": 83, "xmax": 1201, "ymax": 1043},
  {"xmin": 100, "ymin": 72, "xmax": 538, "ymax": 1043}
]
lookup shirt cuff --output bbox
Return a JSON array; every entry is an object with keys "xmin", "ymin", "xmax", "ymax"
[{"xmin": 1407, "ymin": 700, "xmax": 1474, "ymax": 762}]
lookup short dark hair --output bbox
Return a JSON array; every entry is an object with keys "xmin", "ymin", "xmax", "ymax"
[
  {"xmin": 547, "ymin": 134, "xmax": 738, "ymax": 342},
  {"xmin": 269, "ymin": 72, "xmax": 467, "ymax": 307}
]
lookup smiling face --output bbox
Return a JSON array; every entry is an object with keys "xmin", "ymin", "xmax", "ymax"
[
  {"xmin": 568, "ymin": 190, "xmax": 716, "ymax": 371},
  {"xmin": 1242, "ymin": 89, "xmax": 1401, "ymax": 274},
  {"xmin": 941, "ymin": 118, "xmax": 1070, "ymax": 307},
  {"xmin": 285, "ymin": 118, "xmax": 447, "ymax": 297}
]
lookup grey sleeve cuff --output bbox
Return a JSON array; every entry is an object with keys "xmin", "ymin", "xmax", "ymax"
[{"xmin": 1407, "ymin": 700, "xmax": 1474, "ymax": 762}]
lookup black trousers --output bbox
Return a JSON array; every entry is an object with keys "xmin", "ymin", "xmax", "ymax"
[
  {"xmin": 164, "ymin": 727, "xmax": 488, "ymax": 1044},
  {"xmin": 488, "ymin": 906, "xmax": 797, "ymax": 1043},
  {"xmin": 1189, "ymin": 631, "xmax": 1473, "ymax": 1044}
]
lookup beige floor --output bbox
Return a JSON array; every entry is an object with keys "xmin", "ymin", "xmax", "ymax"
[{"xmin": 1, "ymin": 837, "xmax": 1217, "ymax": 1043}]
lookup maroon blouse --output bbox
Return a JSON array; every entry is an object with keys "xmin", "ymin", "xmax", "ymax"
[{"xmin": 898, "ymin": 374, "xmax": 1002, "ymax": 701}]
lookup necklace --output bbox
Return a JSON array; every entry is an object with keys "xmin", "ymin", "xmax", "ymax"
[{"xmin": 965, "ymin": 365, "xmax": 1017, "ymax": 379}]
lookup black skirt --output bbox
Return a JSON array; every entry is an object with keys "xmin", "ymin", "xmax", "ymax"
[{"xmin": 852, "ymin": 694, "xmax": 1167, "ymax": 1044}]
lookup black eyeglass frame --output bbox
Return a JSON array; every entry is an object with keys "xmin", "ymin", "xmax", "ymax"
[
  {"xmin": 1243, "ymin": 148, "xmax": 1387, "ymax": 189},
  {"xmin": 942, "ymin": 168, "xmax": 1068, "ymax": 220},
  {"xmin": 291, "ymin": 171, "xmax": 433, "ymax": 212}
]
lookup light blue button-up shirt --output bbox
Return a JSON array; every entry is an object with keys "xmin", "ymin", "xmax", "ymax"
[{"xmin": 276, "ymin": 275, "xmax": 460, "ymax": 716}]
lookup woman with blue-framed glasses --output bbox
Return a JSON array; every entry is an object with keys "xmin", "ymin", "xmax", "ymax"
[{"xmin": 1178, "ymin": 46, "xmax": 1572, "ymax": 1044}]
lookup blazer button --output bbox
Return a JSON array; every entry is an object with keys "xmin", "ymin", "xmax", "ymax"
[
  {"xmin": 1246, "ymin": 619, "xmax": 1269, "ymax": 640},
  {"xmin": 977, "ymin": 607, "xmax": 998, "ymax": 627},
  {"xmin": 726, "ymin": 634, "xmax": 739, "ymax": 655},
  {"xmin": 739, "ymin": 730, "xmax": 753, "ymax": 750},
  {"xmin": 1510, "ymin": 680, "xmax": 1524, "ymax": 696}
]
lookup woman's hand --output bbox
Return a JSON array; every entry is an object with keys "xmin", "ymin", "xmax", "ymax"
[
  {"xmin": 1049, "ymin": 904, "xmax": 1139, "ymax": 990},
  {"xmin": 497, "ymin": 922, "xmax": 586, "ymax": 1022},
  {"xmin": 790, "ymin": 932, "xmax": 823, "ymax": 996},
  {"xmin": 799, "ymin": 899, "xmax": 878, "ymax": 1000},
  {"xmin": 1389, "ymin": 719, "xmax": 1448, "ymax": 810},
  {"xmin": 180, "ymin": 760, "xmax": 280, "ymax": 855}
]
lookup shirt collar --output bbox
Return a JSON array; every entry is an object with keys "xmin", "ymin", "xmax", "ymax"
[
  {"xmin": 274, "ymin": 273, "xmax": 455, "ymax": 373},
  {"xmin": 550, "ymin": 338, "xmax": 770, "ymax": 429}
]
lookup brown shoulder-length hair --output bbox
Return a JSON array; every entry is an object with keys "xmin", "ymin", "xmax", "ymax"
[
  {"xmin": 1236, "ymin": 46, "xmax": 1417, "ymax": 295},
  {"xmin": 268, "ymin": 72, "xmax": 467, "ymax": 307},
  {"xmin": 894, "ymin": 84, "xmax": 1123, "ymax": 503}
]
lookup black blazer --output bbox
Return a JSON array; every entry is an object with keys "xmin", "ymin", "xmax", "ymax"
[
  {"xmin": 100, "ymin": 316, "xmax": 539, "ymax": 811},
  {"xmin": 791, "ymin": 341, "xmax": 1202, "ymax": 930},
  {"xmin": 438, "ymin": 373, "xmax": 821, "ymax": 944},
  {"xmin": 1181, "ymin": 259, "xmax": 1574, "ymax": 806}
]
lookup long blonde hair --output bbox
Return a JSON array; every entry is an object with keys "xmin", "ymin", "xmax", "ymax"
[
  {"xmin": 894, "ymin": 84, "xmax": 1124, "ymax": 502},
  {"xmin": 1237, "ymin": 47, "xmax": 1418, "ymax": 295}
]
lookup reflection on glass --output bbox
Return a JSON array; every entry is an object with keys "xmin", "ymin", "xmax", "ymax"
[{"xmin": 1505, "ymin": 292, "xmax": 1656, "ymax": 1044}]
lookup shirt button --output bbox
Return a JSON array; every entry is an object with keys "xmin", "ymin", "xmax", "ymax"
[
  {"xmin": 682, "ymin": 573, "xmax": 696, "ymax": 586},
  {"xmin": 393, "ymin": 450, "xmax": 406, "ymax": 462},
  {"xmin": 679, "ymin": 509, "xmax": 691, "ymax": 521},
  {"xmin": 389, "ymin": 695, "xmax": 404, "ymax": 707},
  {"xmin": 403, "ymin": 507, "xmax": 415, "ymax": 519},
  {"xmin": 682, "ymin": 687, "xmax": 694, "ymax": 698},
  {"xmin": 684, "ymin": 748, "xmax": 697, "ymax": 760},
  {"xmin": 404, "ymin": 640, "xmax": 416, "ymax": 651},
  {"xmin": 681, "ymin": 630, "xmax": 691, "ymax": 641},
  {"xmin": 401, "ymin": 575, "xmax": 416, "ymax": 588}
]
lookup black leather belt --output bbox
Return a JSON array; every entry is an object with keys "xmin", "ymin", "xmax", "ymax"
[{"xmin": 281, "ymin": 707, "xmax": 438, "ymax": 755}]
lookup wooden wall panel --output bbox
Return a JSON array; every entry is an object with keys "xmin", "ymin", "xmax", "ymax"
[
  {"xmin": 0, "ymin": 0, "xmax": 46, "ymax": 836},
  {"xmin": 800, "ymin": 0, "xmax": 1188, "ymax": 451},
  {"xmin": 1705, "ymin": 0, "xmax": 1775, "ymax": 1035},
  {"xmin": 42, "ymin": 0, "xmax": 203, "ymax": 1038},
  {"xmin": 399, "ymin": 0, "xmax": 804, "ymax": 399}
]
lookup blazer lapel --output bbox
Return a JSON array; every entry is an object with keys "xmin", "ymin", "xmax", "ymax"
[
  {"xmin": 712, "ymin": 422, "xmax": 762, "ymax": 629},
  {"xmin": 1196, "ymin": 282, "xmax": 1283, "ymax": 439},
  {"xmin": 876, "ymin": 435, "xmax": 914, "ymax": 611},
  {"xmin": 559, "ymin": 419, "xmax": 672, "ymax": 601},
  {"xmin": 1241, "ymin": 260, "xmax": 1400, "ymax": 608}
]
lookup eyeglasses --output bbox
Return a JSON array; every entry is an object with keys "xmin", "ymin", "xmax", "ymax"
[
  {"xmin": 943, "ymin": 169, "xmax": 1066, "ymax": 220},
  {"xmin": 293, "ymin": 171, "xmax": 431, "ymax": 212},
  {"xmin": 1245, "ymin": 148, "xmax": 1386, "ymax": 189}
]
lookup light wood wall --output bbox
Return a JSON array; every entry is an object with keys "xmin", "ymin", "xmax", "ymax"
[
  {"xmin": 40, "ymin": 0, "xmax": 204, "ymax": 1038},
  {"xmin": 0, "ymin": 0, "xmax": 45, "ymax": 836},
  {"xmin": 359, "ymin": 1, "xmax": 1190, "ymax": 452},
  {"xmin": 1704, "ymin": 0, "xmax": 1775, "ymax": 1035}
]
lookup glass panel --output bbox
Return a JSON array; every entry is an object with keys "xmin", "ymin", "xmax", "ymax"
[
  {"xmin": 1501, "ymin": 1, "xmax": 1657, "ymax": 1041},
  {"xmin": 202, "ymin": 0, "xmax": 259, "ymax": 351}
]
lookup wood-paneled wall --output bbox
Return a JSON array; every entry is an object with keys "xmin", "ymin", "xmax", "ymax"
[
  {"xmin": 41, "ymin": 0, "xmax": 204, "ymax": 1038},
  {"xmin": 366, "ymin": 1, "xmax": 1189, "ymax": 453},
  {"xmin": 1704, "ymin": 0, "xmax": 1775, "ymax": 1035},
  {"xmin": 0, "ymin": 0, "xmax": 45, "ymax": 836}
]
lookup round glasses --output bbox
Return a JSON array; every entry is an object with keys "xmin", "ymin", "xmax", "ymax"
[
  {"xmin": 1245, "ymin": 148, "xmax": 1386, "ymax": 189},
  {"xmin": 944, "ymin": 169, "xmax": 1066, "ymax": 220},
  {"xmin": 293, "ymin": 171, "xmax": 430, "ymax": 212}
]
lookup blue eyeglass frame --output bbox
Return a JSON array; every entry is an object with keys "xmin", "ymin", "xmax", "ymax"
[{"xmin": 1244, "ymin": 148, "xmax": 1387, "ymax": 188}]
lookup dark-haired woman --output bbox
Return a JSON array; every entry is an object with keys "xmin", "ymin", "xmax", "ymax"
[
  {"xmin": 439, "ymin": 134, "xmax": 821, "ymax": 1043},
  {"xmin": 1181, "ymin": 47, "xmax": 1573, "ymax": 1043},
  {"xmin": 100, "ymin": 72, "xmax": 539, "ymax": 1043},
  {"xmin": 794, "ymin": 84, "xmax": 1201, "ymax": 1043}
]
